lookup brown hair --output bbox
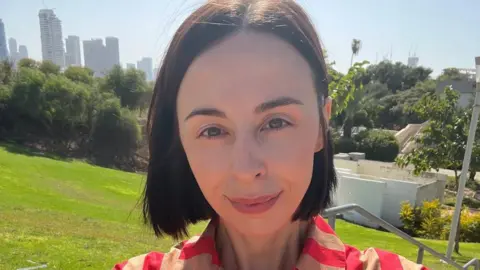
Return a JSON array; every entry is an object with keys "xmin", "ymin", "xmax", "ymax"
[{"xmin": 144, "ymin": 0, "xmax": 336, "ymax": 239}]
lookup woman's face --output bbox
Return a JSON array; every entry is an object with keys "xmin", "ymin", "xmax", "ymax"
[{"xmin": 177, "ymin": 31, "xmax": 330, "ymax": 236}]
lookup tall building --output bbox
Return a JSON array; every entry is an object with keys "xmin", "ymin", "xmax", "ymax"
[
  {"xmin": 65, "ymin": 35, "xmax": 82, "ymax": 66},
  {"xmin": 407, "ymin": 56, "xmax": 419, "ymax": 68},
  {"xmin": 126, "ymin": 63, "xmax": 135, "ymax": 69},
  {"xmin": 8, "ymin": 38, "xmax": 17, "ymax": 62},
  {"xmin": 105, "ymin": 37, "xmax": 120, "ymax": 68},
  {"xmin": 83, "ymin": 39, "xmax": 107, "ymax": 77},
  {"xmin": 0, "ymin": 19, "xmax": 8, "ymax": 61},
  {"xmin": 137, "ymin": 57, "xmax": 153, "ymax": 81},
  {"xmin": 39, "ymin": 9, "xmax": 65, "ymax": 67},
  {"xmin": 18, "ymin": 45, "xmax": 28, "ymax": 60}
]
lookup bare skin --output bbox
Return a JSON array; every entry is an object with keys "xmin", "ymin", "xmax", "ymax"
[{"xmin": 177, "ymin": 31, "xmax": 331, "ymax": 270}]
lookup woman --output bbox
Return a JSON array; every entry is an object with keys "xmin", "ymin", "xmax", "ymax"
[{"xmin": 115, "ymin": 0, "xmax": 429, "ymax": 269}]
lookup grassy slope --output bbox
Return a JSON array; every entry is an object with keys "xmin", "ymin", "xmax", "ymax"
[{"xmin": 0, "ymin": 144, "xmax": 478, "ymax": 269}]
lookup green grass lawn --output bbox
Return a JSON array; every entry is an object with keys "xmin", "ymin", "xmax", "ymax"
[{"xmin": 0, "ymin": 144, "xmax": 478, "ymax": 269}]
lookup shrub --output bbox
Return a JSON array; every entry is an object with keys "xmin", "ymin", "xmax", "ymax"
[
  {"xmin": 90, "ymin": 98, "xmax": 140, "ymax": 168},
  {"xmin": 334, "ymin": 137, "xmax": 357, "ymax": 154},
  {"xmin": 418, "ymin": 199, "xmax": 445, "ymax": 239},
  {"xmin": 442, "ymin": 208, "xmax": 480, "ymax": 243},
  {"xmin": 354, "ymin": 129, "xmax": 399, "ymax": 162},
  {"xmin": 399, "ymin": 201, "xmax": 420, "ymax": 236}
]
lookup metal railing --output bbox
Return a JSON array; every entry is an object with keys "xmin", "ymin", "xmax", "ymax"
[{"xmin": 322, "ymin": 204, "xmax": 479, "ymax": 270}]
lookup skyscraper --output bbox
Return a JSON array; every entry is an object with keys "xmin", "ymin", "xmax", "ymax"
[
  {"xmin": 105, "ymin": 37, "xmax": 120, "ymax": 68},
  {"xmin": 65, "ymin": 35, "xmax": 82, "ymax": 66},
  {"xmin": 8, "ymin": 38, "xmax": 17, "ymax": 62},
  {"xmin": 83, "ymin": 39, "xmax": 107, "ymax": 77},
  {"xmin": 137, "ymin": 57, "xmax": 153, "ymax": 81},
  {"xmin": 18, "ymin": 45, "xmax": 28, "ymax": 60},
  {"xmin": 0, "ymin": 19, "xmax": 8, "ymax": 61},
  {"xmin": 39, "ymin": 9, "xmax": 65, "ymax": 67}
]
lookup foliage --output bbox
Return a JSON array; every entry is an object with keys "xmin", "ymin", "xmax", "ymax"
[
  {"xmin": 333, "ymin": 136, "xmax": 357, "ymax": 154},
  {"xmin": 39, "ymin": 60, "xmax": 61, "ymax": 75},
  {"xmin": 395, "ymin": 86, "xmax": 478, "ymax": 188},
  {"xmin": 103, "ymin": 65, "xmax": 152, "ymax": 110},
  {"xmin": 90, "ymin": 99, "xmax": 141, "ymax": 167},
  {"xmin": 64, "ymin": 66, "xmax": 94, "ymax": 84},
  {"xmin": 442, "ymin": 209, "xmax": 480, "ymax": 243},
  {"xmin": 17, "ymin": 58, "xmax": 39, "ymax": 69},
  {"xmin": 354, "ymin": 129, "xmax": 399, "ymax": 162},
  {"xmin": 438, "ymin": 68, "xmax": 471, "ymax": 82},
  {"xmin": 399, "ymin": 201, "xmax": 421, "ymax": 235},
  {"xmin": 0, "ymin": 61, "xmax": 150, "ymax": 170}
]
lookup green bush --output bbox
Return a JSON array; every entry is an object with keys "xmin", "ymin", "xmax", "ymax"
[
  {"xmin": 90, "ymin": 98, "xmax": 140, "ymax": 167},
  {"xmin": 442, "ymin": 208, "xmax": 480, "ymax": 243},
  {"xmin": 401, "ymin": 200, "xmax": 480, "ymax": 242},
  {"xmin": 334, "ymin": 137, "xmax": 357, "ymax": 154},
  {"xmin": 354, "ymin": 129, "xmax": 399, "ymax": 162}
]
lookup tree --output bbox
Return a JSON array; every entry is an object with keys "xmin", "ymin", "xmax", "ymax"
[
  {"xmin": 350, "ymin": 39, "xmax": 362, "ymax": 67},
  {"xmin": 39, "ymin": 60, "xmax": 61, "ymax": 75},
  {"xmin": 438, "ymin": 68, "xmax": 470, "ymax": 81},
  {"xmin": 104, "ymin": 65, "xmax": 150, "ymax": 110},
  {"xmin": 396, "ymin": 86, "xmax": 480, "ymax": 253},
  {"xmin": 330, "ymin": 61, "xmax": 369, "ymax": 137},
  {"xmin": 17, "ymin": 58, "xmax": 39, "ymax": 69},
  {"xmin": 64, "ymin": 66, "xmax": 94, "ymax": 85}
]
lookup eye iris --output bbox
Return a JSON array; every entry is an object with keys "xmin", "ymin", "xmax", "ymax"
[
  {"xmin": 269, "ymin": 118, "xmax": 284, "ymax": 129},
  {"xmin": 207, "ymin": 127, "xmax": 222, "ymax": 137}
]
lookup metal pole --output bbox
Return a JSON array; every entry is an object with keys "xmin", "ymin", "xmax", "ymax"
[{"xmin": 446, "ymin": 56, "xmax": 480, "ymax": 259}]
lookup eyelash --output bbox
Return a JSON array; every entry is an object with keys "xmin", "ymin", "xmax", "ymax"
[{"xmin": 198, "ymin": 118, "xmax": 292, "ymax": 140}]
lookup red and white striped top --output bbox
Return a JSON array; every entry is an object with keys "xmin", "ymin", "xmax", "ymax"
[{"xmin": 114, "ymin": 216, "xmax": 429, "ymax": 269}]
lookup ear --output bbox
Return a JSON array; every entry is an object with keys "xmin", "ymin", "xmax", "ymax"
[{"xmin": 315, "ymin": 96, "xmax": 332, "ymax": 152}]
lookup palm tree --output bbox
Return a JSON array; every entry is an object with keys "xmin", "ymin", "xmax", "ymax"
[{"xmin": 350, "ymin": 39, "xmax": 362, "ymax": 67}]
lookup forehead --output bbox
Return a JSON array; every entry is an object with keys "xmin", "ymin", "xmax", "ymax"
[{"xmin": 177, "ymin": 31, "xmax": 316, "ymax": 114}]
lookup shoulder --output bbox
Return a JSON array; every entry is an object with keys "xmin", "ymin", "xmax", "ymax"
[
  {"xmin": 344, "ymin": 245, "xmax": 429, "ymax": 270},
  {"xmin": 113, "ymin": 252, "xmax": 165, "ymax": 270}
]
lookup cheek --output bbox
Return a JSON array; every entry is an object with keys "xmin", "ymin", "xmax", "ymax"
[{"xmin": 181, "ymin": 141, "xmax": 230, "ymax": 198}]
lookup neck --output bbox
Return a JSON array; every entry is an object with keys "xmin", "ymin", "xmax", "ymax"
[{"xmin": 215, "ymin": 218, "xmax": 309, "ymax": 270}]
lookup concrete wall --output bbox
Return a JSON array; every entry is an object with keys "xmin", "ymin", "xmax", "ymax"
[
  {"xmin": 335, "ymin": 175, "xmax": 386, "ymax": 228},
  {"xmin": 416, "ymin": 181, "xmax": 444, "ymax": 205},
  {"xmin": 395, "ymin": 123, "xmax": 425, "ymax": 149},
  {"xmin": 381, "ymin": 180, "xmax": 419, "ymax": 227},
  {"xmin": 333, "ymin": 160, "xmax": 447, "ymax": 228}
]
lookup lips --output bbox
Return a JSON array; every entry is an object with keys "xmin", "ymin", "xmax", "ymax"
[{"xmin": 227, "ymin": 191, "xmax": 282, "ymax": 215}]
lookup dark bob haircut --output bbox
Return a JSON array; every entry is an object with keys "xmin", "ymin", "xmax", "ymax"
[{"xmin": 144, "ymin": 0, "xmax": 337, "ymax": 239}]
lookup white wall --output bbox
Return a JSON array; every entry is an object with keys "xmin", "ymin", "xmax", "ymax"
[
  {"xmin": 381, "ymin": 180, "xmax": 419, "ymax": 227},
  {"xmin": 335, "ymin": 175, "xmax": 386, "ymax": 228}
]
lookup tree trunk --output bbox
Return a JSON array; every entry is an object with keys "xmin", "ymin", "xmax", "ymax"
[
  {"xmin": 343, "ymin": 118, "xmax": 353, "ymax": 138},
  {"xmin": 468, "ymin": 170, "xmax": 476, "ymax": 186}
]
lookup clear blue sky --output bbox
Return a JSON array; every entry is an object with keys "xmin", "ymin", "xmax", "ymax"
[{"xmin": 1, "ymin": 0, "xmax": 479, "ymax": 75}]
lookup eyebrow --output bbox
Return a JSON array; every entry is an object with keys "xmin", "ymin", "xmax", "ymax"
[{"xmin": 184, "ymin": 96, "xmax": 304, "ymax": 121}]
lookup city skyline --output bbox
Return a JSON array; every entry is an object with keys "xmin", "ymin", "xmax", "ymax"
[
  {"xmin": 0, "ymin": 8, "xmax": 155, "ymax": 80},
  {"xmin": 2, "ymin": 0, "xmax": 480, "ymax": 75}
]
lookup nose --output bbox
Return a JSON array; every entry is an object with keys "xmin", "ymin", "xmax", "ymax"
[{"xmin": 231, "ymin": 134, "xmax": 266, "ymax": 182}]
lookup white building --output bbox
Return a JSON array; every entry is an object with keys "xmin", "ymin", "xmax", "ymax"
[
  {"xmin": 8, "ymin": 38, "xmax": 17, "ymax": 62},
  {"xmin": 65, "ymin": 35, "xmax": 82, "ymax": 67},
  {"xmin": 39, "ymin": 9, "xmax": 65, "ymax": 68},
  {"xmin": 83, "ymin": 39, "xmax": 107, "ymax": 77},
  {"xmin": 0, "ymin": 19, "xmax": 8, "ymax": 61},
  {"xmin": 105, "ymin": 36, "xmax": 120, "ymax": 68},
  {"xmin": 137, "ymin": 57, "xmax": 153, "ymax": 81},
  {"xmin": 407, "ymin": 56, "xmax": 419, "ymax": 68},
  {"xmin": 18, "ymin": 45, "xmax": 28, "ymax": 60}
]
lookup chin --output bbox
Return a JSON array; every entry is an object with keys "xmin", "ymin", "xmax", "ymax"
[{"xmin": 220, "ymin": 209, "xmax": 294, "ymax": 236}]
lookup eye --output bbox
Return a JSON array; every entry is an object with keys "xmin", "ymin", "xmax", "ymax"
[
  {"xmin": 262, "ymin": 118, "xmax": 291, "ymax": 131},
  {"xmin": 198, "ymin": 126, "xmax": 227, "ymax": 139}
]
